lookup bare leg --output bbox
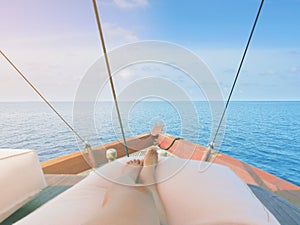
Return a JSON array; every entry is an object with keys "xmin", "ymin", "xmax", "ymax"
[
  {"xmin": 86, "ymin": 159, "xmax": 160, "ymax": 225},
  {"xmin": 139, "ymin": 148, "xmax": 169, "ymax": 225}
]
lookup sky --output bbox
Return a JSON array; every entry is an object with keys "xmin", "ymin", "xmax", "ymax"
[{"xmin": 0, "ymin": 0, "xmax": 299, "ymax": 101}]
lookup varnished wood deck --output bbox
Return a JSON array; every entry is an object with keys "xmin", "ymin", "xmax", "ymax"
[
  {"xmin": 45, "ymin": 174, "xmax": 87, "ymax": 186},
  {"xmin": 249, "ymin": 184, "xmax": 300, "ymax": 225}
]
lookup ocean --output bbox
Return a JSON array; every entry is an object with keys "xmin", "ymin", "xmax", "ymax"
[{"xmin": 0, "ymin": 101, "xmax": 299, "ymax": 186}]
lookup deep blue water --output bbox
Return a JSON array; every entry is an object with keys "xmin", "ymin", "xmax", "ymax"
[{"xmin": 0, "ymin": 101, "xmax": 299, "ymax": 186}]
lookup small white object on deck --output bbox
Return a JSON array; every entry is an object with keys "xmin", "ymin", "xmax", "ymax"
[
  {"xmin": 157, "ymin": 149, "xmax": 168, "ymax": 157},
  {"xmin": 106, "ymin": 148, "xmax": 117, "ymax": 162},
  {"xmin": 0, "ymin": 149, "xmax": 47, "ymax": 222}
]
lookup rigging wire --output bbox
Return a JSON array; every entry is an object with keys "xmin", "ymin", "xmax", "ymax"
[
  {"xmin": 92, "ymin": 0, "xmax": 130, "ymax": 157},
  {"xmin": 0, "ymin": 50, "xmax": 90, "ymax": 148},
  {"xmin": 210, "ymin": 0, "xmax": 265, "ymax": 146}
]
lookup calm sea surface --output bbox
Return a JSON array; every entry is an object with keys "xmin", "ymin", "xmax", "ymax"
[{"xmin": 0, "ymin": 101, "xmax": 299, "ymax": 186}]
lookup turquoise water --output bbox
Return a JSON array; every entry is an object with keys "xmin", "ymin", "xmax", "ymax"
[{"xmin": 0, "ymin": 101, "xmax": 299, "ymax": 186}]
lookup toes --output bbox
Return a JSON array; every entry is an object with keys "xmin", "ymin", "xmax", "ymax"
[
  {"xmin": 126, "ymin": 159, "xmax": 143, "ymax": 166},
  {"xmin": 137, "ymin": 159, "xmax": 143, "ymax": 166}
]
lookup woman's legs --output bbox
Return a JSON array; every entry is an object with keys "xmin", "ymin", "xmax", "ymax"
[
  {"xmin": 87, "ymin": 149, "xmax": 167, "ymax": 225},
  {"xmin": 140, "ymin": 149, "xmax": 168, "ymax": 225}
]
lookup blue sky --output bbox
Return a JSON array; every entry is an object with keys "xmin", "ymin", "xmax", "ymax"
[
  {"xmin": 147, "ymin": 0, "xmax": 300, "ymax": 48},
  {"xmin": 0, "ymin": 0, "xmax": 299, "ymax": 101}
]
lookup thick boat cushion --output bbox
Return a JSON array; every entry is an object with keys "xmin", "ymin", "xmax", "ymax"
[
  {"xmin": 15, "ymin": 157, "xmax": 280, "ymax": 225},
  {"xmin": 0, "ymin": 149, "xmax": 47, "ymax": 223}
]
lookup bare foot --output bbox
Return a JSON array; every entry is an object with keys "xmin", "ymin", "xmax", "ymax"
[
  {"xmin": 122, "ymin": 159, "xmax": 143, "ymax": 182},
  {"xmin": 139, "ymin": 148, "xmax": 158, "ymax": 185}
]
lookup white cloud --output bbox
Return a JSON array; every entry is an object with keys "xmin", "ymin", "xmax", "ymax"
[
  {"xmin": 0, "ymin": 23, "xmax": 140, "ymax": 101},
  {"xmin": 0, "ymin": 37, "xmax": 99, "ymax": 102},
  {"xmin": 194, "ymin": 47, "xmax": 300, "ymax": 100},
  {"xmin": 118, "ymin": 68, "xmax": 135, "ymax": 80},
  {"xmin": 113, "ymin": 0, "xmax": 149, "ymax": 8},
  {"xmin": 103, "ymin": 23, "xmax": 139, "ymax": 47}
]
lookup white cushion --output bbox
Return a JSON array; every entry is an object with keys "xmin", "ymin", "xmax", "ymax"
[
  {"xmin": 0, "ymin": 149, "xmax": 47, "ymax": 222},
  {"xmin": 15, "ymin": 157, "xmax": 280, "ymax": 225}
]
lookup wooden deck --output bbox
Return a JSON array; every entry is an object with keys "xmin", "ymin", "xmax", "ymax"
[
  {"xmin": 45, "ymin": 174, "xmax": 87, "ymax": 186},
  {"xmin": 249, "ymin": 184, "xmax": 300, "ymax": 225}
]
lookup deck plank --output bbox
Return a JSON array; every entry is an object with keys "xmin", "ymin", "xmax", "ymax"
[
  {"xmin": 249, "ymin": 184, "xmax": 300, "ymax": 225},
  {"xmin": 45, "ymin": 174, "xmax": 87, "ymax": 186},
  {"xmin": 275, "ymin": 189, "xmax": 300, "ymax": 208}
]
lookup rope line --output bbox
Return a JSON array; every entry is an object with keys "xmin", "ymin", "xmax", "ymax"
[
  {"xmin": 211, "ymin": 0, "xmax": 265, "ymax": 145},
  {"xmin": 159, "ymin": 137, "xmax": 183, "ymax": 151},
  {"xmin": 92, "ymin": 0, "xmax": 129, "ymax": 157},
  {"xmin": 0, "ymin": 50, "xmax": 88, "ymax": 146}
]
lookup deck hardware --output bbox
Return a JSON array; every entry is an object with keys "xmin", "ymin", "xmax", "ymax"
[{"xmin": 106, "ymin": 148, "xmax": 117, "ymax": 162}]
